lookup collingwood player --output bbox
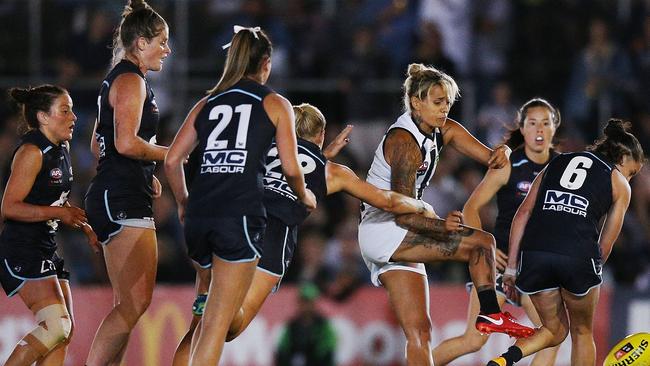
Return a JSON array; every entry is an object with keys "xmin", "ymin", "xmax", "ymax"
[
  {"xmin": 487, "ymin": 119, "xmax": 645, "ymax": 366},
  {"xmin": 0, "ymin": 85, "xmax": 97, "ymax": 366},
  {"xmin": 358, "ymin": 63, "xmax": 533, "ymax": 365},
  {"xmin": 165, "ymin": 26, "xmax": 316, "ymax": 366}
]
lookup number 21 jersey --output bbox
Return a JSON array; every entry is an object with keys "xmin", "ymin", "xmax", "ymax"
[{"xmin": 187, "ymin": 79, "xmax": 276, "ymax": 218}]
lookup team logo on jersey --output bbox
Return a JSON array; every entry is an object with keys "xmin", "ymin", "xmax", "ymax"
[
  {"xmin": 517, "ymin": 181, "xmax": 532, "ymax": 195},
  {"xmin": 50, "ymin": 168, "xmax": 63, "ymax": 180},
  {"xmin": 542, "ymin": 189, "xmax": 589, "ymax": 217},
  {"xmin": 151, "ymin": 99, "xmax": 159, "ymax": 113},
  {"xmin": 201, "ymin": 150, "xmax": 247, "ymax": 174},
  {"xmin": 417, "ymin": 160, "xmax": 429, "ymax": 174},
  {"xmin": 13, "ymin": 265, "xmax": 21, "ymax": 273},
  {"xmin": 40, "ymin": 260, "xmax": 55, "ymax": 273},
  {"xmin": 116, "ymin": 211, "xmax": 127, "ymax": 220}
]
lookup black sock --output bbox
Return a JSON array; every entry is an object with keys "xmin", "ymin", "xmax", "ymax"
[
  {"xmin": 502, "ymin": 345, "xmax": 523, "ymax": 364},
  {"xmin": 477, "ymin": 288, "xmax": 500, "ymax": 314}
]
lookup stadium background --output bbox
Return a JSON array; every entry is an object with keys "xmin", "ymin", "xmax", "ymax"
[{"xmin": 0, "ymin": 0, "xmax": 649, "ymax": 365}]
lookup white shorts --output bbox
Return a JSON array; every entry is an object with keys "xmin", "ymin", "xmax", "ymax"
[{"xmin": 358, "ymin": 208, "xmax": 427, "ymax": 286}]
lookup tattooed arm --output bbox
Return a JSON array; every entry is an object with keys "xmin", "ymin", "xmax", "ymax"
[{"xmin": 384, "ymin": 129, "xmax": 461, "ymax": 234}]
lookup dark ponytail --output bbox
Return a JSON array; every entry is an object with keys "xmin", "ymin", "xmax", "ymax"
[
  {"xmin": 588, "ymin": 119, "xmax": 646, "ymax": 165},
  {"xmin": 8, "ymin": 85, "xmax": 67, "ymax": 134},
  {"xmin": 503, "ymin": 98, "xmax": 561, "ymax": 149}
]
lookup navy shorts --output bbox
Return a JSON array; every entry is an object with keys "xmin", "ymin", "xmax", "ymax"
[
  {"xmin": 257, "ymin": 216, "xmax": 298, "ymax": 282},
  {"xmin": 0, "ymin": 244, "xmax": 69, "ymax": 297},
  {"xmin": 516, "ymin": 250, "xmax": 603, "ymax": 296},
  {"xmin": 85, "ymin": 188, "xmax": 155, "ymax": 244},
  {"xmin": 184, "ymin": 215, "xmax": 266, "ymax": 266}
]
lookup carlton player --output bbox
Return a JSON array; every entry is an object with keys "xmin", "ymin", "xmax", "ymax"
[{"xmin": 488, "ymin": 119, "xmax": 645, "ymax": 366}]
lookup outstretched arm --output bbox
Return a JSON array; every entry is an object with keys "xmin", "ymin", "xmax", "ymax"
[
  {"xmin": 442, "ymin": 119, "xmax": 510, "ymax": 168},
  {"xmin": 326, "ymin": 161, "xmax": 436, "ymax": 217},
  {"xmin": 322, "ymin": 125, "xmax": 353, "ymax": 160}
]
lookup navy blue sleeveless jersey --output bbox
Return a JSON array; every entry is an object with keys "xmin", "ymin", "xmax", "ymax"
[
  {"xmin": 0, "ymin": 130, "xmax": 73, "ymax": 250},
  {"xmin": 493, "ymin": 148, "xmax": 557, "ymax": 252},
  {"xmin": 186, "ymin": 79, "xmax": 276, "ymax": 218},
  {"xmin": 521, "ymin": 151, "xmax": 614, "ymax": 259},
  {"xmin": 90, "ymin": 60, "xmax": 159, "ymax": 199},
  {"xmin": 264, "ymin": 138, "xmax": 327, "ymax": 226}
]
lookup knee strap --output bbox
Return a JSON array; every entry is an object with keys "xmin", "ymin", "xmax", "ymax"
[{"xmin": 31, "ymin": 304, "xmax": 72, "ymax": 350}]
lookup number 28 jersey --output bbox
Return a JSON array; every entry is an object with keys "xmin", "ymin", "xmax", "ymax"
[
  {"xmin": 263, "ymin": 138, "xmax": 327, "ymax": 226},
  {"xmin": 186, "ymin": 80, "xmax": 276, "ymax": 218},
  {"xmin": 521, "ymin": 151, "xmax": 614, "ymax": 260}
]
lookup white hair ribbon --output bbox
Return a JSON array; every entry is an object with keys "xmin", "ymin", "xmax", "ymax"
[{"xmin": 222, "ymin": 25, "xmax": 261, "ymax": 49}]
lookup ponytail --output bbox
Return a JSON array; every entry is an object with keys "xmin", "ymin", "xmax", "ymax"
[
  {"xmin": 208, "ymin": 27, "xmax": 272, "ymax": 95},
  {"xmin": 588, "ymin": 119, "xmax": 646, "ymax": 165}
]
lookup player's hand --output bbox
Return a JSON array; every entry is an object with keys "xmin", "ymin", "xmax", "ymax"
[
  {"xmin": 80, "ymin": 222, "xmax": 101, "ymax": 254},
  {"xmin": 444, "ymin": 210, "xmax": 463, "ymax": 232},
  {"xmin": 322, "ymin": 125, "xmax": 353, "ymax": 160},
  {"xmin": 301, "ymin": 188, "xmax": 317, "ymax": 211},
  {"xmin": 488, "ymin": 145, "xmax": 511, "ymax": 169},
  {"xmin": 58, "ymin": 206, "xmax": 87, "ymax": 228},
  {"xmin": 420, "ymin": 201, "xmax": 438, "ymax": 219},
  {"xmin": 503, "ymin": 270, "xmax": 519, "ymax": 303},
  {"xmin": 152, "ymin": 175, "xmax": 163, "ymax": 198},
  {"xmin": 496, "ymin": 248, "xmax": 508, "ymax": 272}
]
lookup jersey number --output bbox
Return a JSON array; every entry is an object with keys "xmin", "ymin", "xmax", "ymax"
[
  {"xmin": 206, "ymin": 104, "xmax": 252, "ymax": 150},
  {"xmin": 265, "ymin": 147, "xmax": 317, "ymax": 179},
  {"xmin": 559, "ymin": 156, "xmax": 593, "ymax": 190}
]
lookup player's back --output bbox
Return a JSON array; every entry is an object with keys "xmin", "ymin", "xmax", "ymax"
[
  {"xmin": 187, "ymin": 79, "xmax": 276, "ymax": 218},
  {"xmin": 522, "ymin": 151, "xmax": 614, "ymax": 259},
  {"xmin": 263, "ymin": 138, "xmax": 327, "ymax": 226}
]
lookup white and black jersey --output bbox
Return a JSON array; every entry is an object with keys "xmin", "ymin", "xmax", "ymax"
[
  {"xmin": 263, "ymin": 138, "xmax": 327, "ymax": 226},
  {"xmin": 186, "ymin": 79, "xmax": 276, "ymax": 218},
  {"xmin": 521, "ymin": 151, "xmax": 614, "ymax": 260},
  {"xmin": 0, "ymin": 129, "xmax": 72, "ymax": 250},
  {"xmin": 362, "ymin": 112, "xmax": 443, "ymax": 218}
]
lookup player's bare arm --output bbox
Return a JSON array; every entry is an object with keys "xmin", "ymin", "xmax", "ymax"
[
  {"xmin": 111, "ymin": 73, "xmax": 168, "ymax": 161},
  {"xmin": 384, "ymin": 128, "xmax": 470, "ymax": 256},
  {"xmin": 599, "ymin": 169, "xmax": 632, "ymax": 262},
  {"xmin": 443, "ymin": 119, "xmax": 510, "ymax": 168},
  {"xmin": 326, "ymin": 161, "xmax": 434, "ymax": 216}
]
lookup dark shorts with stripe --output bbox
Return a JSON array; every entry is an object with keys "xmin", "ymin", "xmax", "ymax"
[
  {"xmin": 257, "ymin": 215, "xmax": 298, "ymax": 281},
  {"xmin": 0, "ymin": 244, "xmax": 69, "ymax": 297},
  {"xmin": 85, "ymin": 188, "xmax": 154, "ymax": 244},
  {"xmin": 516, "ymin": 250, "xmax": 602, "ymax": 296},
  {"xmin": 184, "ymin": 215, "xmax": 266, "ymax": 266}
]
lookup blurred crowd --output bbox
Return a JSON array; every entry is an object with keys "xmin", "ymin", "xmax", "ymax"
[{"xmin": 0, "ymin": 0, "xmax": 649, "ymax": 299}]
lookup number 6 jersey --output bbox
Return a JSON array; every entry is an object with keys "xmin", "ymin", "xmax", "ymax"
[
  {"xmin": 186, "ymin": 79, "xmax": 276, "ymax": 218},
  {"xmin": 521, "ymin": 151, "xmax": 614, "ymax": 260}
]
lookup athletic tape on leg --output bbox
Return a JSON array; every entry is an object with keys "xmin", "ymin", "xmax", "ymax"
[{"xmin": 31, "ymin": 304, "xmax": 71, "ymax": 350}]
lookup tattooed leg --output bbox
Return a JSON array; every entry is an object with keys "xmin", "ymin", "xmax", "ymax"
[{"xmin": 391, "ymin": 224, "xmax": 497, "ymax": 290}]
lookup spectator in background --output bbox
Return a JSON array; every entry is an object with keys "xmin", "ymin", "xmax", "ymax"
[
  {"xmin": 630, "ymin": 14, "xmax": 650, "ymax": 111},
  {"xmin": 565, "ymin": 18, "xmax": 634, "ymax": 142},
  {"xmin": 475, "ymin": 81, "xmax": 518, "ymax": 147},
  {"xmin": 275, "ymin": 282, "xmax": 337, "ymax": 366}
]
